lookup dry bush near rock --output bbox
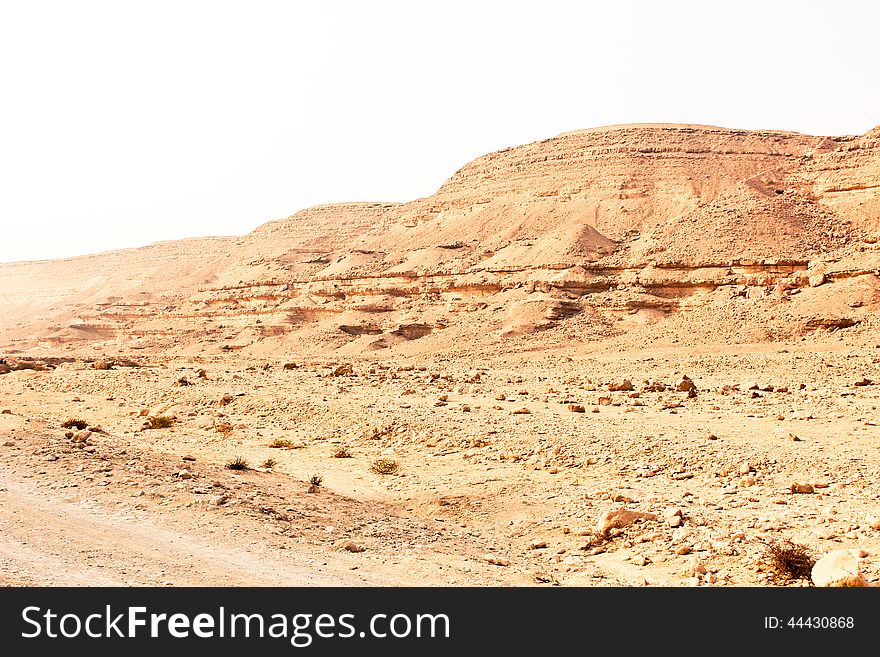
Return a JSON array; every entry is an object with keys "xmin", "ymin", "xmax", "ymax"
[{"xmin": 764, "ymin": 540, "xmax": 815, "ymax": 584}]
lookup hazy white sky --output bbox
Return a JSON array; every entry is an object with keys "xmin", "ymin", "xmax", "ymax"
[{"xmin": 1, "ymin": 0, "xmax": 878, "ymax": 263}]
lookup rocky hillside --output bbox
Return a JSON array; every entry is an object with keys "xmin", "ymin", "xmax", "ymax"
[{"xmin": 1, "ymin": 123, "xmax": 878, "ymax": 357}]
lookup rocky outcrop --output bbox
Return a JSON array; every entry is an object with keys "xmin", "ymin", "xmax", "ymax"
[{"xmin": 1, "ymin": 123, "xmax": 879, "ymax": 355}]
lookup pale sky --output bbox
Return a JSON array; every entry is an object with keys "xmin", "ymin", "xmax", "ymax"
[{"xmin": 1, "ymin": 0, "xmax": 878, "ymax": 263}]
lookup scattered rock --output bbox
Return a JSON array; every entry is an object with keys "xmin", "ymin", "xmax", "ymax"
[
  {"xmin": 568, "ymin": 404, "xmax": 586, "ymax": 413},
  {"xmin": 512, "ymin": 407, "xmax": 531, "ymax": 415},
  {"xmin": 808, "ymin": 272, "xmax": 826, "ymax": 287},
  {"xmin": 811, "ymin": 550, "xmax": 868, "ymax": 587},
  {"xmin": 92, "ymin": 360, "xmax": 111, "ymax": 370},
  {"xmin": 343, "ymin": 542, "xmax": 366, "ymax": 553},
  {"xmin": 528, "ymin": 541, "xmax": 548, "ymax": 550},
  {"xmin": 178, "ymin": 469, "xmax": 193, "ymax": 480},
  {"xmin": 790, "ymin": 482, "xmax": 814, "ymax": 494},
  {"xmin": 72, "ymin": 429, "xmax": 91, "ymax": 443},
  {"xmin": 332, "ymin": 364, "xmax": 353, "ymax": 377},
  {"xmin": 675, "ymin": 375, "xmax": 696, "ymax": 393},
  {"xmin": 609, "ymin": 379, "xmax": 634, "ymax": 392},
  {"xmin": 209, "ymin": 494, "xmax": 228, "ymax": 507}
]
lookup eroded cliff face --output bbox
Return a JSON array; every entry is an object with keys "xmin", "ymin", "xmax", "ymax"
[{"xmin": 1, "ymin": 123, "xmax": 878, "ymax": 357}]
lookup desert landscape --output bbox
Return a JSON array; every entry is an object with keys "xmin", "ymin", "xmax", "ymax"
[{"xmin": 1, "ymin": 123, "xmax": 879, "ymax": 587}]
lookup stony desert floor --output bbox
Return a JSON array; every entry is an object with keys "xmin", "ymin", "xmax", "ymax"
[
  {"xmin": 2, "ymin": 337, "xmax": 879, "ymax": 587},
  {"xmin": 2, "ymin": 123, "xmax": 879, "ymax": 587}
]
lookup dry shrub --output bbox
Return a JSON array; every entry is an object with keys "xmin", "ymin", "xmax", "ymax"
[
  {"xmin": 365, "ymin": 423, "xmax": 395, "ymax": 441},
  {"xmin": 146, "ymin": 415, "xmax": 175, "ymax": 429},
  {"xmin": 261, "ymin": 458, "xmax": 277, "ymax": 469},
  {"xmin": 215, "ymin": 422, "xmax": 234, "ymax": 435},
  {"xmin": 370, "ymin": 458, "xmax": 399, "ymax": 475},
  {"xmin": 225, "ymin": 456, "xmax": 250, "ymax": 471},
  {"xmin": 764, "ymin": 540, "xmax": 815, "ymax": 584},
  {"xmin": 332, "ymin": 445, "xmax": 352, "ymax": 458},
  {"xmin": 268, "ymin": 438, "xmax": 302, "ymax": 449}
]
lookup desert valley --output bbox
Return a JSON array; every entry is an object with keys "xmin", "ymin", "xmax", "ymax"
[{"xmin": 1, "ymin": 123, "xmax": 879, "ymax": 587}]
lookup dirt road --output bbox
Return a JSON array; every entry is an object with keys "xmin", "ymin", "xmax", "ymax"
[{"xmin": 0, "ymin": 469, "xmax": 378, "ymax": 587}]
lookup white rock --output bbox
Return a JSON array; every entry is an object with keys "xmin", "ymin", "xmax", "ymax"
[
  {"xmin": 811, "ymin": 550, "xmax": 868, "ymax": 587},
  {"xmin": 808, "ymin": 272, "xmax": 826, "ymax": 287},
  {"xmin": 596, "ymin": 507, "xmax": 658, "ymax": 534},
  {"xmin": 484, "ymin": 554, "xmax": 510, "ymax": 566}
]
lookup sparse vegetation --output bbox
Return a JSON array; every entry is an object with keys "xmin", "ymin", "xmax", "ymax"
[
  {"xmin": 370, "ymin": 458, "xmax": 399, "ymax": 475},
  {"xmin": 308, "ymin": 474, "xmax": 323, "ymax": 493},
  {"xmin": 61, "ymin": 419, "xmax": 89, "ymax": 430},
  {"xmin": 365, "ymin": 423, "xmax": 395, "ymax": 441},
  {"xmin": 145, "ymin": 415, "xmax": 175, "ymax": 429},
  {"xmin": 332, "ymin": 445, "xmax": 352, "ymax": 458},
  {"xmin": 261, "ymin": 458, "xmax": 277, "ymax": 469},
  {"xmin": 764, "ymin": 540, "xmax": 815, "ymax": 584},
  {"xmin": 268, "ymin": 438, "xmax": 302, "ymax": 449},
  {"xmin": 225, "ymin": 456, "xmax": 250, "ymax": 471}
]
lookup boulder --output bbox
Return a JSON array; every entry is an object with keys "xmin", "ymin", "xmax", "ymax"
[{"xmin": 811, "ymin": 550, "xmax": 868, "ymax": 587}]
